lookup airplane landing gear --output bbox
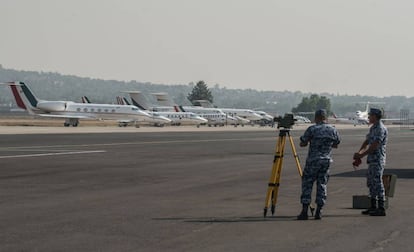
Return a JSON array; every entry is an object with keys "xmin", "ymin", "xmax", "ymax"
[{"xmin": 64, "ymin": 118, "xmax": 79, "ymax": 127}]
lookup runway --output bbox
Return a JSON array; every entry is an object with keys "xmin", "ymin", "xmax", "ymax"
[{"xmin": 0, "ymin": 125, "xmax": 413, "ymax": 251}]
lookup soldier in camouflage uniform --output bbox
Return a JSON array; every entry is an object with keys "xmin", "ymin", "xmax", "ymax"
[
  {"xmin": 353, "ymin": 108, "xmax": 388, "ymax": 216},
  {"xmin": 297, "ymin": 109, "xmax": 340, "ymax": 220}
]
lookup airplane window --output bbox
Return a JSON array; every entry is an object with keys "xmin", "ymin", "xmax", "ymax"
[
  {"xmin": 91, "ymin": 108, "xmax": 95, "ymax": 112},
  {"xmin": 77, "ymin": 108, "xmax": 81, "ymax": 112},
  {"xmin": 112, "ymin": 109, "xmax": 115, "ymax": 113},
  {"xmin": 84, "ymin": 108, "xmax": 88, "ymax": 112}
]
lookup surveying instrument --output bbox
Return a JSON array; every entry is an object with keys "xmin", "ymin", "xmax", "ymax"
[{"xmin": 263, "ymin": 113, "xmax": 313, "ymax": 217}]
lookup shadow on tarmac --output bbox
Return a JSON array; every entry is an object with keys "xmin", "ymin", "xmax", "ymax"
[
  {"xmin": 332, "ymin": 168, "xmax": 414, "ymax": 179},
  {"xmin": 153, "ymin": 214, "xmax": 364, "ymax": 223},
  {"xmin": 153, "ymin": 216, "xmax": 295, "ymax": 223}
]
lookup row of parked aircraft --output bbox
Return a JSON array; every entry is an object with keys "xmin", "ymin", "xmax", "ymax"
[
  {"xmin": 1, "ymin": 82, "xmax": 274, "ymax": 128},
  {"xmin": 4, "ymin": 81, "xmax": 397, "ymax": 128}
]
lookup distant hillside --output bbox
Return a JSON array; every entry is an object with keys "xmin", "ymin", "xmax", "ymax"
[{"xmin": 1, "ymin": 66, "xmax": 413, "ymax": 115}]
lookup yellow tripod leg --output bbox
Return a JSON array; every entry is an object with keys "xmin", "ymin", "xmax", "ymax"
[
  {"xmin": 287, "ymin": 134, "xmax": 303, "ymax": 177},
  {"xmin": 264, "ymin": 134, "xmax": 286, "ymax": 217},
  {"xmin": 270, "ymin": 136, "xmax": 286, "ymax": 215}
]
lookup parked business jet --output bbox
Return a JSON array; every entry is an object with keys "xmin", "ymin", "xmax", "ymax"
[
  {"xmin": 122, "ymin": 92, "xmax": 208, "ymax": 127},
  {"xmin": 80, "ymin": 95, "xmax": 171, "ymax": 127},
  {"xmin": 255, "ymin": 110, "xmax": 274, "ymax": 122},
  {"xmin": 354, "ymin": 102, "xmax": 391, "ymax": 124},
  {"xmin": 355, "ymin": 103, "xmax": 371, "ymax": 124},
  {"xmin": 328, "ymin": 102, "xmax": 391, "ymax": 126},
  {"xmin": 3, "ymin": 81, "xmax": 161, "ymax": 127},
  {"xmin": 176, "ymin": 105, "xmax": 238, "ymax": 126},
  {"xmin": 150, "ymin": 93, "xmax": 239, "ymax": 126},
  {"xmin": 357, "ymin": 102, "xmax": 403, "ymax": 124},
  {"xmin": 192, "ymin": 100, "xmax": 263, "ymax": 122}
]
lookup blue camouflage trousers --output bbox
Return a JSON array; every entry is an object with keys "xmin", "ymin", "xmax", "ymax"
[
  {"xmin": 300, "ymin": 159, "xmax": 330, "ymax": 206},
  {"xmin": 367, "ymin": 163, "xmax": 385, "ymax": 200}
]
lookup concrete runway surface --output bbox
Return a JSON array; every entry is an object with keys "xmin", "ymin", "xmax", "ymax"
[{"xmin": 0, "ymin": 125, "xmax": 413, "ymax": 251}]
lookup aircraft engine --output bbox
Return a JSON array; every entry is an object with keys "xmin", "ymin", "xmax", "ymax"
[{"xmin": 37, "ymin": 101, "xmax": 67, "ymax": 112}]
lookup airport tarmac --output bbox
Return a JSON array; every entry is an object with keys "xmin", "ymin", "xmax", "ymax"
[{"xmin": 0, "ymin": 125, "xmax": 413, "ymax": 251}]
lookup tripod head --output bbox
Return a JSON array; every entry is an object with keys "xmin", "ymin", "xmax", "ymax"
[{"xmin": 273, "ymin": 113, "xmax": 296, "ymax": 129}]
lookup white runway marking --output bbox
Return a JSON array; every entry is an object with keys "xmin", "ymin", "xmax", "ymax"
[{"xmin": 0, "ymin": 150, "xmax": 106, "ymax": 159}]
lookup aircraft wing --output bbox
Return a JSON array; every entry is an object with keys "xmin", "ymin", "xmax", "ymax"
[{"xmin": 36, "ymin": 114, "xmax": 94, "ymax": 119}]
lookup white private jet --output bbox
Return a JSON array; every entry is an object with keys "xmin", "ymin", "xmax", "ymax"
[
  {"xmin": 191, "ymin": 100, "xmax": 263, "ymax": 122},
  {"xmin": 255, "ymin": 110, "xmax": 274, "ymax": 122},
  {"xmin": 122, "ymin": 92, "xmax": 208, "ymax": 127},
  {"xmin": 151, "ymin": 93, "xmax": 239, "ymax": 126},
  {"xmin": 353, "ymin": 102, "xmax": 389, "ymax": 124},
  {"xmin": 3, "ymin": 81, "xmax": 163, "ymax": 127},
  {"xmin": 80, "ymin": 95, "xmax": 171, "ymax": 127},
  {"xmin": 174, "ymin": 105, "xmax": 239, "ymax": 126},
  {"xmin": 355, "ymin": 102, "xmax": 371, "ymax": 124},
  {"xmin": 356, "ymin": 102, "xmax": 403, "ymax": 125},
  {"xmin": 329, "ymin": 102, "xmax": 389, "ymax": 126}
]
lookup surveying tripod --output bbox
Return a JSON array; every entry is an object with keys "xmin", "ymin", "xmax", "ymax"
[{"xmin": 263, "ymin": 129, "xmax": 314, "ymax": 217}]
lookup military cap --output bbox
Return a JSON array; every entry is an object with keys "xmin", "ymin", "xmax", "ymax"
[
  {"xmin": 368, "ymin": 108, "xmax": 382, "ymax": 117},
  {"xmin": 315, "ymin": 109, "xmax": 327, "ymax": 118}
]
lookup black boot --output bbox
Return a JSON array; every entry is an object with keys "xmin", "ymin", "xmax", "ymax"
[
  {"xmin": 297, "ymin": 204, "xmax": 309, "ymax": 220},
  {"xmin": 315, "ymin": 205, "xmax": 323, "ymax": 220},
  {"xmin": 370, "ymin": 199, "xmax": 386, "ymax": 216},
  {"xmin": 362, "ymin": 198, "xmax": 377, "ymax": 215}
]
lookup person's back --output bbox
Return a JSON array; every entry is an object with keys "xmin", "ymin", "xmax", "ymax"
[
  {"xmin": 302, "ymin": 122, "xmax": 340, "ymax": 162},
  {"xmin": 297, "ymin": 109, "xmax": 340, "ymax": 220}
]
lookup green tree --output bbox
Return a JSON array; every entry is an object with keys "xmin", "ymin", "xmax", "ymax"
[
  {"xmin": 187, "ymin": 80, "xmax": 213, "ymax": 104},
  {"xmin": 292, "ymin": 94, "xmax": 331, "ymax": 114}
]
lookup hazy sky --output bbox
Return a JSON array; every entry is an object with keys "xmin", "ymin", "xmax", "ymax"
[{"xmin": 1, "ymin": 0, "xmax": 414, "ymax": 97}]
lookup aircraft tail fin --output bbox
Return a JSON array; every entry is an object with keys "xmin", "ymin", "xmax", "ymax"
[
  {"xmin": 128, "ymin": 92, "xmax": 149, "ymax": 110},
  {"xmin": 152, "ymin": 93, "xmax": 175, "ymax": 106},
  {"xmin": 6, "ymin": 81, "xmax": 39, "ymax": 114},
  {"xmin": 192, "ymin": 100, "xmax": 213, "ymax": 107},
  {"xmin": 116, "ymin": 96, "xmax": 131, "ymax": 106},
  {"xmin": 365, "ymin": 102, "xmax": 370, "ymax": 113},
  {"xmin": 176, "ymin": 105, "xmax": 185, "ymax": 112},
  {"xmin": 81, "ymin": 96, "xmax": 91, "ymax": 103},
  {"xmin": 128, "ymin": 92, "xmax": 150, "ymax": 110}
]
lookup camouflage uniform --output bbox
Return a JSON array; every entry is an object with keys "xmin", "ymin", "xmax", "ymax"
[
  {"xmin": 300, "ymin": 122, "xmax": 340, "ymax": 206},
  {"xmin": 366, "ymin": 120, "xmax": 388, "ymax": 201}
]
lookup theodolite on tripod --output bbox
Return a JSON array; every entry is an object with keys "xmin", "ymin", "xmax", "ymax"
[{"xmin": 263, "ymin": 113, "xmax": 314, "ymax": 217}]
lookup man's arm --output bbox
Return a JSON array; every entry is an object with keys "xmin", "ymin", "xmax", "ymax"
[
  {"xmin": 354, "ymin": 139, "xmax": 377, "ymax": 159},
  {"xmin": 299, "ymin": 127, "xmax": 312, "ymax": 147},
  {"xmin": 332, "ymin": 129, "xmax": 340, "ymax": 149}
]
